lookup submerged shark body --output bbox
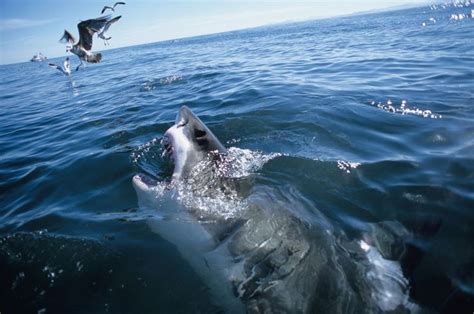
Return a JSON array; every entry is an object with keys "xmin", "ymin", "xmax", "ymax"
[{"xmin": 133, "ymin": 106, "xmax": 418, "ymax": 313}]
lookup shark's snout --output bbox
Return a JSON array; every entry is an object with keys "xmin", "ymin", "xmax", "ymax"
[{"xmin": 176, "ymin": 105, "xmax": 193, "ymax": 125}]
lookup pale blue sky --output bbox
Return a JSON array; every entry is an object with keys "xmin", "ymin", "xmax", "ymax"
[{"xmin": 0, "ymin": 0, "xmax": 430, "ymax": 65}]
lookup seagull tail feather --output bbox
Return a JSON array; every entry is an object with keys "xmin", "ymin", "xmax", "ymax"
[{"xmin": 87, "ymin": 53, "xmax": 102, "ymax": 63}]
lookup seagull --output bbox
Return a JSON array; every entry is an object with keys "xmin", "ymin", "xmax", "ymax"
[
  {"xmin": 97, "ymin": 16, "xmax": 121, "ymax": 46},
  {"xmin": 49, "ymin": 57, "xmax": 71, "ymax": 76},
  {"xmin": 101, "ymin": 2, "xmax": 126, "ymax": 14},
  {"xmin": 60, "ymin": 15, "xmax": 115, "ymax": 71}
]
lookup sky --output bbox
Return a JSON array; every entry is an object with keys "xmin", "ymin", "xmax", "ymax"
[{"xmin": 0, "ymin": 0, "xmax": 431, "ymax": 65}]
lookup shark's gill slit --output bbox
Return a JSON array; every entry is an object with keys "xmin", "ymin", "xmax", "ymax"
[
  {"xmin": 195, "ymin": 128, "xmax": 206, "ymax": 136},
  {"xmin": 195, "ymin": 129, "xmax": 209, "ymax": 146},
  {"xmin": 195, "ymin": 128, "xmax": 207, "ymax": 138}
]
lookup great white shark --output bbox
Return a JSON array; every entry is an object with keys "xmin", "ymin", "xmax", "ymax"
[{"xmin": 133, "ymin": 106, "xmax": 420, "ymax": 313}]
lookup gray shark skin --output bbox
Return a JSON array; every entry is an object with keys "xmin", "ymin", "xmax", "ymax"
[{"xmin": 132, "ymin": 106, "xmax": 419, "ymax": 314}]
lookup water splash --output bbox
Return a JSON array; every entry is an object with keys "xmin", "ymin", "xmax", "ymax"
[
  {"xmin": 425, "ymin": 0, "xmax": 473, "ymax": 29},
  {"xmin": 430, "ymin": 0, "xmax": 473, "ymax": 10},
  {"xmin": 226, "ymin": 138, "xmax": 242, "ymax": 145},
  {"xmin": 140, "ymin": 74, "xmax": 183, "ymax": 91},
  {"xmin": 337, "ymin": 160, "xmax": 361, "ymax": 174},
  {"xmin": 130, "ymin": 137, "xmax": 162, "ymax": 164},
  {"xmin": 70, "ymin": 79, "xmax": 80, "ymax": 97},
  {"xmin": 428, "ymin": 0, "xmax": 474, "ymax": 24},
  {"xmin": 216, "ymin": 147, "xmax": 282, "ymax": 178},
  {"xmin": 171, "ymin": 147, "xmax": 281, "ymax": 220},
  {"xmin": 134, "ymin": 147, "xmax": 281, "ymax": 220},
  {"xmin": 369, "ymin": 99, "xmax": 442, "ymax": 119}
]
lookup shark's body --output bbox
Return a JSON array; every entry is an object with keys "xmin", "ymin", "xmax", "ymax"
[{"xmin": 133, "ymin": 106, "xmax": 418, "ymax": 313}]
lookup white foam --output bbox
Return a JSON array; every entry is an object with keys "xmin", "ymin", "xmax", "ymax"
[
  {"xmin": 217, "ymin": 147, "xmax": 282, "ymax": 178},
  {"xmin": 141, "ymin": 74, "xmax": 183, "ymax": 91},
  {"xmin": 431, "ymin": 0, "xmax": 473, "ymax": 10},
  {"xmin": 159, "ymin": 74, "xmax": 183, "ymax": 85},
  {"xmin": 173, "ymin": 147, "xmax": 281, "ymax": 219},
  {"xmin": 337, "ymin": 160, "xmax": 361, "ymax": 174},
  {"xmin": 360, "ymin": 240, "xmax": 370, "ymax": 252},
  {"xmin": 370, "ymin": 99, "xmax": 442, "ymax": 119},
  {"xmin": 134, "ymin": 146, "xmax": 281, "ymax": 220}
]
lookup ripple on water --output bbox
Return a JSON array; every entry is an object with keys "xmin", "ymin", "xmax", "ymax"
[{"xmin": 1, "ymin": 3, "xmax": 474, "ymax": 312}]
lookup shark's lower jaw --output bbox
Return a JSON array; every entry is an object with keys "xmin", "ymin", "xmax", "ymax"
[{"xmin": 132, "ymin": 174, "xmax": 158, "ymax": 191}]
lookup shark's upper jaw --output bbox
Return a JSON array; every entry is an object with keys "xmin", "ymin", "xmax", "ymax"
[
  {"xmin": 162, "ymin": 122, "xmax": 200, "ymax": 181},
  {"xmin": 161, "ymin": 135, "xmax": 173, "ymax": 159}
]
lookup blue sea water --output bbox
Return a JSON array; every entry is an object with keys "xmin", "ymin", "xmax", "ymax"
[{"xmin": 1, "ymin": 3, "xmax": 474, "ymax": 313}]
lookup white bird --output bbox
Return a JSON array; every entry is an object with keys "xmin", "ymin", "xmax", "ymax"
[
  {"xmin": 97, "ymin": 16, "xmax": 122, "ymax": 46},
  {"xmin": 59, "ymin": 15, "xmax": 117, "ymax": 71},
  {"xmin": 101, "ymin": 2, "xmax": 126, "ymax": 14},
  {"xmin": 49, "ymin": 57, "xmax": 71, "ymax": 76}
]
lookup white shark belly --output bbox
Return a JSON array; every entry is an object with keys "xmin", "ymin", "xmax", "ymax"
[
  {"xmin": 149, "ymin": 212, "xmax": 245, "ymax": 313},
  {"xmin": 133, "ymin": 176, "xmax": 244, "ymax": 312}
]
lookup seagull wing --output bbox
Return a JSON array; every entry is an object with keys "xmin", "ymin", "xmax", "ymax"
[
  {"xmin": 49, "ymin": 63, "xmax": 67, "ymax": 75},
  {"xmin": 77, "ymin": 16, "xmax": 111, "ymax": 51},
  {"xmin": 114, "ymin": 2, "xmax": 126, "ymax": 8},
  {"xmin": 48, "ymin": 63, "xmax": 60, "ymax": 69},
  {"xmin": 59, "ymin": 30, "xmax": 76, "ymax": 44},
  {"xmin": 101, "ymin": 6, "xmax": 113, "ymax": 14},
  {"xmin": 106, "ymin": 15, "xmax": 121, "ymax": 29},
  {"xmin": 100, "ymin": 16, "xmax": 121, "ymax": 35}
]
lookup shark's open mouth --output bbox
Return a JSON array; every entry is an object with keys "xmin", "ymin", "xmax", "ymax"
[{"xmin": 161, "ymin": 136, "xmax": 173, "ymax": 158}]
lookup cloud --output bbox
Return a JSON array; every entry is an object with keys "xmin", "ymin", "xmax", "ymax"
[{"xmin": 0, "ymin": 18, "xmax": 54, "ymax": 30}]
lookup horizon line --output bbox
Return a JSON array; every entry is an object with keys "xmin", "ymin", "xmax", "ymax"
[{"xmin": 0, "ymin": 2, "xmax": 428, "ymax": 66}]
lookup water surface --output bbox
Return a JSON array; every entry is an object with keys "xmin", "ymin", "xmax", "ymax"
[{"xmin": 1, "ymin": 3, "xmax": 473, "ymax": 313}]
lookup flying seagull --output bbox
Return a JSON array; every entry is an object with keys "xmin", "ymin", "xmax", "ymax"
[
  {"xmin": 101, "ymin": 2, "xmax": 126, "ymax": 14},
  {"xmin": 49, "ymin": 57, "xmax": 71, "ymax": 76},
  {"xmin": 97, "ymin": 16, "xmax": 121, "ymax": 46},
  {"xmin": 59, "ymin": 15, "xmax": 116, "ymax": 71}
]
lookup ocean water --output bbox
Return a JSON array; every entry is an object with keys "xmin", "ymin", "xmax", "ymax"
[{"xmin": 1, "ymin": 3, "xmax": 474, "ymax": 313}]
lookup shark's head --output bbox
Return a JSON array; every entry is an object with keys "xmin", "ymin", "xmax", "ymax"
[
  {"xmin": 133, "ymin": 105, "xmax": 226, "ymax": 195},
  {"xmin": 132, "ymin": 106, "xmax": 228, "ymax": 209},
  {"xmin": 162, "ymin": 106, "xmax": 226, "ymax": 181}
]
